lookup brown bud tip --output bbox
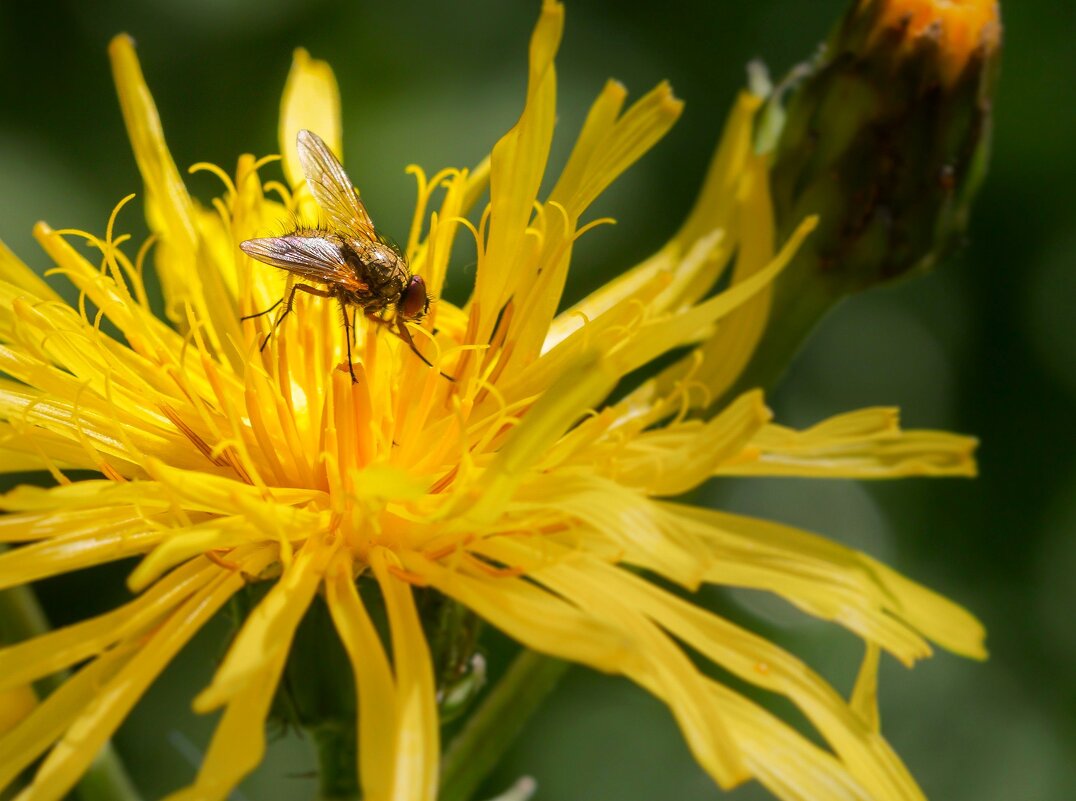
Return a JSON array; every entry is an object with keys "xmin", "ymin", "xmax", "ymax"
[{"xmin": 864, "ymin": 0, "xmax": 1001, "ymax": 84}]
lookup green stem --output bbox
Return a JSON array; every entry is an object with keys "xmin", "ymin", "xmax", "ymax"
[
  {"xmin": 0, "ymin": 581, "xmax": 143, "ymax": 801},
  {"xmin": 72, "ymin": 749, "xmax": 143, "ymax": 801},
  {"xmin": 310, "ymin": 722, "xmax": 360, "ymax": 801},
  {"xmin": 439, "ymin": 650, "xmax": 570, "ymax": 801}
]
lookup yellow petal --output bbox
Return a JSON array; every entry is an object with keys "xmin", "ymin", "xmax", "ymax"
[
  {"xmin": 606, "ymin": 216, "xmax": 815, "ymax": 379},
  {"xmin": 546, "ymin": 79, "xmax": 628, "ymax": 213},
  {"xmin": 279, "ymin": 48, "xmax": 342, "ymax": 190},
  {"xmin": 0, "ymin": 504, "xmax": 150, "ymax": 543},
  {"xmin": 0, "ymin": 684, "xmax": 36, "ymax": 736},
  {"xmin": 0, "ymin": 296, "xmax": 120, "ymax": 395},
  {"xmin": 0, "ymin": 444, "xmax": 80, "ymax": 476},
  {"xmin": 516, "ymin": 546, "xmax": 926, "ymax": 801},
  {"xmin": 705, "ymin": 681, "xmax": 872, "ymax": 801},
  {"xmin": 507, "ymin": 81, "xmax": 684, "ymax": 369},
  {"xmin": 546, "ymin": 89, "xmax": 762, "ymax": 350},
  {"xmin": 163, "ymin": 649, "xmax": 288, "ymax": 801},
  {"xmin": 0, "ymin": 642, "xmax": 134, "ymax": 793},
  {"xmin": 413, "ymin": 167, "xmax": 477, "ymax": 302},
  {"xmin": 869, "ymin": 556, "xmax": 987, "ymax": 661},
  {"xmin": 110, "ymin": 39, "xmax": 242, "ymax": 368},
  {"xmin": 0, "ymin": 377, "xmax": 171, "ymax": 476},
  {"xmin": 326, "ymin": 555, "xmax": 397, "ymax": 801},
  {"xmin": 720, "ymin": 409, "xmax": 979, "ymax": 478},
  {"xmin": 0, "ymin": 380, "xmax": 137, "ymax": 475},
  {"xmin": 126, "ymin": 521, "xmax": 252, "ymax": 592},
  {"xmin": 0, "ymin": 523, "xmax": 163, "ymax": 592},
  {"xmin": 609, "ymin": 389, "xmax": 771, "ymax": 495},
  {"xmin": 511, "ymin": 474, "xmax": 712, "ymax": 588},
  {"xmin": 669, "ymin": 503, "xmax": 987, "ymax": 662},
  {"xmin": 371, "ymin": 547, "xmax": 439, "ymax": 801},
  {"xmin": 498, "ymin": 265, "xmax": 671, "ymax": 403},
  {"xmin": 401, "ymin": 551, "xmax": 632, "ymax": 673},
  {"xmin": 850, "ymin": 643, "xmax": 882, "ymax": 733},
  {"xmin": 142, "ymin": 457, "xmax": 324, "ymax": 514},
  {"xmin": 549, "ymin": 80, "xmax": 682, "ymax": 218},
  {"xmin": 0, "ymin": 558, "xmax": 214, "ymax": 691},
  {"xmin": 194, "ymin": 537, "xmax": 335, "ymax": 712},
  {"xmin": 10, "ymin": 553, "xmax": 262, "ymax": 801},
  {"xmin": 0, "ymin": 239, "xmax": 60, "ymax": 303},
  {"xmin": 671, "ymin": 91, "xmax": 762, "ymax": 285},
  {"xmin": 688, "ymin": 144, "xmax": 775, "ymax": 398},
  {"xmin": 455, "ymin": 352, "xmax": 619, "ymax": 525},
  {"xmin": 28, "ymin": 223, "xmax": 202, "ymax": 385},
  {"xmin": 108, "ymin": 35, "xmax": 196, "ymax": 250},
  {"xmin": 473, "ymin": 0, "xmax": 563, "ymax": 342},
  {"xmin": 0, "ymin": 479, "xmax": 173, "ymax": 515},
  {"xmin": 31, "ymin": 222, "xmax": 169, "ymax": 351},
  {"xmin": 461, "ymin": 155, "xmax": 492, "ymax": 219},
  {"xmin": 127, "ymin": 497, "xmax": 326, "ymax": 592},
  {"xmin": 475, "ymin": 537, "xmax": 748, "ymax": 790},
  {"xmin": 108, "ymin": 35, "xmax": 201, "ymax": 326},
  {"xmin": 542, "ymin": 228, "xmax": 715, "ymax": 356}
]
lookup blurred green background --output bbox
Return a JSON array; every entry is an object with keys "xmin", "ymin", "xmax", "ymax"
[{"xmin": 2, "ymin": 0, "xmax": 1074, "ymax": 799}]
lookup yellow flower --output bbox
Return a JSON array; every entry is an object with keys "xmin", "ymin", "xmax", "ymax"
[
  {"xmin": 0, "ymin": 3, "xmax": 985, "ymax": 800},
  {"xmin": 0, "ymin": 686, "xmax": 36, "ymax": 735}
]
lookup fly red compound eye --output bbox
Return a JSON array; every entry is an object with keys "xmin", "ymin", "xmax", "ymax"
[{"xmin": 400, "ymin": 275, "xmax": 429, "ymax": 320}]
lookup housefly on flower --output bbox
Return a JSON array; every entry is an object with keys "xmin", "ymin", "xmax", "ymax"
[{"xmin": 240, "ymin": 129, "xmax": 447, "ymax": 382}]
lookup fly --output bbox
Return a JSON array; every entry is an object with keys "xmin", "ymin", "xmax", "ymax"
[{"xmin": 240, "ymin": 129, "xmax": 444, "ymax": 382}]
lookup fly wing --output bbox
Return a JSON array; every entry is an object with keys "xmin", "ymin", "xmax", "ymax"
[
  {"xmin": 240, "ymin": 233, "xmax": 367, "ymax": 293},
  {"xmin": 296, "ymin": 129, "xmax": 377, "ymax": 238}
]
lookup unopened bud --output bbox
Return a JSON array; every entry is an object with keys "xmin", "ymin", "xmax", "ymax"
[
  {"xmin": 724, "ymin": 0, "xmax": 1000, "ymax": 401},
  {"xmin": 771, "ymin": 0, "xmax": 1001, "ymax": 291}
]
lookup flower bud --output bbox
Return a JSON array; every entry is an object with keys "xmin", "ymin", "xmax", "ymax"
[
  {"xmin": 771, "ymin": 0, "xmax": 1001, "ymax": 292},
  {"xmin": 723, "ymin": 0, "xmax": 1001, "ymax": 401}
]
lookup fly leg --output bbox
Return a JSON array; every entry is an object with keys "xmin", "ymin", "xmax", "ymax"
[
  {"xmin": 245, "ymin": 282, "xmax": 333, "ymax": 351},
  {"xmin": 339, "ymin": 299, "xmax": 359, "ymax": 383},
  {"xmin": 391, "ymin": 314, "xmax": 455, "ymax": 382},
  {"xmin": 363, "ymin": 310, "xmax": 455, "ymax": 381},
  {"xmin": 240, "ymin": 297, "xmax": 282, "ymax": 321},
  {"xmin": 394, "ymin": 315, "xmax": 436, "ymax": 370}
]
